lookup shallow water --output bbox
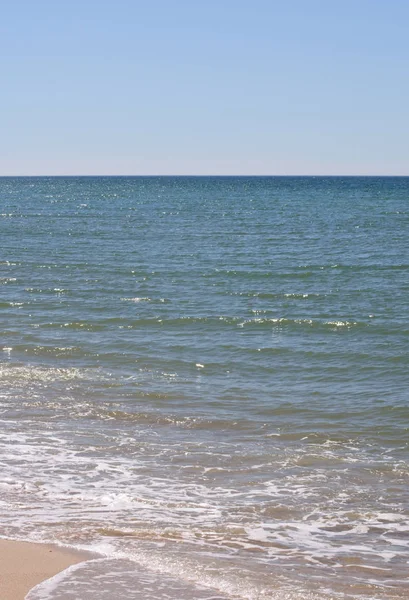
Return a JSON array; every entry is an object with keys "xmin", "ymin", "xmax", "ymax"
[{"xmin": 1, "ymin": 176, "xmax": 408, "ymax": 599}]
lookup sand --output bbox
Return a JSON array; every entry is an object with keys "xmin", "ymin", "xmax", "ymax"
[{"xmin": 0, "ymin": 539, "xmax": 87, "ymax": 600}]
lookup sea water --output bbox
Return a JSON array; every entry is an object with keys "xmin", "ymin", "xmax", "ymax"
[{"xmin": 0, "ymin": 176, "xmax": 408, "ymax": 599}]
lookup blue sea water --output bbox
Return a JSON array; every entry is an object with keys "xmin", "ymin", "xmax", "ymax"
[{"xmin": 0, "ymin": 176, "xmax": 408, "ymax": 599}]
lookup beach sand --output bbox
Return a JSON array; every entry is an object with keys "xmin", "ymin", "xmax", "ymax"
[{"xmin": 0, "ymin": 539, "xmax": 87, "ymax": 600}]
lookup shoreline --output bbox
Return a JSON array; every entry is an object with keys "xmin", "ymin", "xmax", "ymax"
[{"xmin": 0, "ymin": 539, "xmax": 89, "ymax": 600}]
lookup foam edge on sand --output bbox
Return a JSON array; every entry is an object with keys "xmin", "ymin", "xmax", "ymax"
[{"xmin": 0, "ymin": 539, "xmax": 89, "ymax": 600}]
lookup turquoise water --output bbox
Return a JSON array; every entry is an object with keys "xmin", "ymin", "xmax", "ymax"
[{"xmin": 0, "ymin": 176, "xmax": 408, "ymax": 599}]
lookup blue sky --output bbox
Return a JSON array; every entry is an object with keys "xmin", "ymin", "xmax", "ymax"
[{"xmin": 1, "ymin": 0, "xmax": 408, "ymax": 175}]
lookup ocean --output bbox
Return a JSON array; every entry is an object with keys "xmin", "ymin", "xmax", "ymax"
[{"xmin": 0, "ymin": 176, "xmax": 408, "ymax": 599}]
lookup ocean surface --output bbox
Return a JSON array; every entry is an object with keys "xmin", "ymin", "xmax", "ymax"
[{"xmin": 0, "ymin": 176, "xmax": 408, "ymax": 600}]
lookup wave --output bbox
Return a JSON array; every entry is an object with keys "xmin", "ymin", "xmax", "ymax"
[
  {"xmin": 15, "ymin": 315, "xmax": 371, "ymax": 332},
  {"xmin": 0, "ymin": 363, "xmax": 109, "ymax": 385}
]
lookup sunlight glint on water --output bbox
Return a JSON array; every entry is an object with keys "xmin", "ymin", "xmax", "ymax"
[{"xmin": 1, "ymin": 176, "xmax": 408, "ymax": 599}]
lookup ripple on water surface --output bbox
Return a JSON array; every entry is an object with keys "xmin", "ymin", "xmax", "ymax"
[{"xmin": 1, "ymin": 176, "xmax": 409, "ymax": 599}]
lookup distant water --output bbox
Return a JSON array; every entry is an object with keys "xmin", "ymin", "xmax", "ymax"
[{"xmin": 1, "ymin": 176, "xmax": 408, "ymax": 600}]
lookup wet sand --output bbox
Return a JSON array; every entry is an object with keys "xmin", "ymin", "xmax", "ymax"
[{"xmin": 0, "ymin": 539, "xmax": 87, "ymax": 599}]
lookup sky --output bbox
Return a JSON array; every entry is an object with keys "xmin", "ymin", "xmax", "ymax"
[{"xmin": 1, "ymin": 0, "xmax": 408, "ymax": 175}]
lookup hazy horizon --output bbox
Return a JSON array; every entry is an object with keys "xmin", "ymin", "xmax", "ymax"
[{"xmin": 1, "ymin": 173, "xmax": 409, "ymax": 178}]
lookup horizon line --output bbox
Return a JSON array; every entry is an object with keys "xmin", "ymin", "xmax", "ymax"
[{"xmin": 1, "ymin": 174, "xmax": 409, "ymax": 178}]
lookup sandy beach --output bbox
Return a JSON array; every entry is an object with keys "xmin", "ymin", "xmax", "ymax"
[{"xmin": 0, "ymin": 539, "xmax": 87, "ymax": 600}]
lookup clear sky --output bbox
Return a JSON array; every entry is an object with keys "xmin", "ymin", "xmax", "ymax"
[{"xmin": 1, "ymin": 0, "xmax": 408, "ymax": 175}]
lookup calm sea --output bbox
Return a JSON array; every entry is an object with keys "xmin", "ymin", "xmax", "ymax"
[{"xmin": 0, "ymin": 176, "xmax": 408, "ymax": 600}]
